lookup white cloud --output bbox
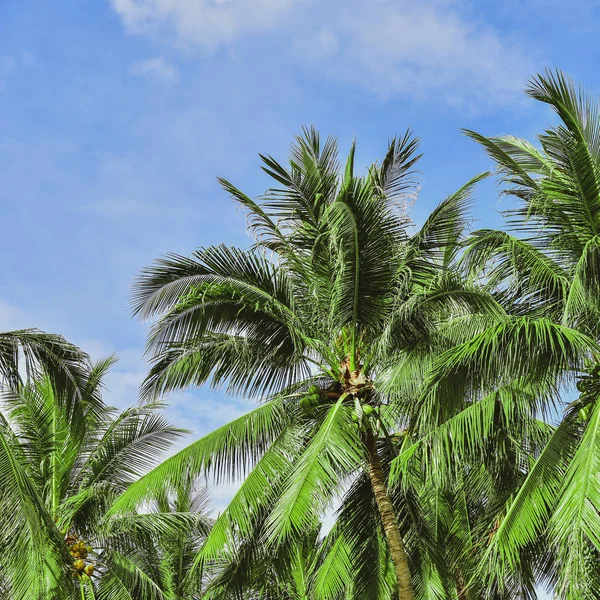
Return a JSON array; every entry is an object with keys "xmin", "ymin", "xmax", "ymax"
[
  {"xmin": 112, "ymin": 0, "xmax": 295, "ymax": 50},
  {"xmin": 292, "ymin": 1, "xmax": 533, "ymax": 107},
  {"xmin": 355, "ymin": 2, "xmax": 530, "ymax": 105},
  {"xmin": 110, "ymin": 0, "xmax": 534, "ymax": 108},
  {"xmin": 130, "ymin": 56, "xmax": 180, "ymax": 83},
  {"xmin": 290, "ymin": 27, "xmax": 339, "ymax": 61}
]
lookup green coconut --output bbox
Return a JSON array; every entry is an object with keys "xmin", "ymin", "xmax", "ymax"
[{"xmin": 299, "ymin": 397, "xmax": 312, "ymax": 411}]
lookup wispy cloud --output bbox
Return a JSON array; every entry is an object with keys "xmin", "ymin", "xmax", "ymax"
[
  {"xmin": 110, "ymin": 0, "xmax": 534, "ymax": 108},
  {"xmin": 111, "ymin": 0, "xmax": 295, "ymax": 50},
  {"xmin": 130, "ymin": 56, "xmax": 179, "ymax": 83},
  {"xmin": 294, "ymin": 2, "xmax": 534, "ymax": 108},
  {"xmin": 290, "ymin": 27, "xmax": 339, "ymax": 61}
]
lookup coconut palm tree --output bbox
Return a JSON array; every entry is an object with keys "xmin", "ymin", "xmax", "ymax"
[
  {"xmin": 200, "ymin": 442, "xmax": 524, "ymax": 600},
  {"xmin": 0, "ymin": 330, "xmax": 87, "ymax": 600},
  {"xmin": 96, "ymin": 469, "xmax": 213, "ymax": 600},
  {"xmin": 110, "ymin": 128, "xmax": 505, "ymax": 599},
  {"xmin": 408, "ymin": 70, "xmax": 600, "ymax": 598},
  {"xmin": 0, "ymin": 354, "xmax": 186, "ymax": 599},
  {"xmin": 203, "ymin": 525, "xmax": 327, "ymax": 600}
]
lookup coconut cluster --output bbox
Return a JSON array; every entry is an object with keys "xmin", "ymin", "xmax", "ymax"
[
  {"xmin": 299, "ymin": 385, "xmax": 322, "ymax": 411},
  {"xmin": 66, "ymin": 534, "xmax": 94, "ymax": 578},
  {"xmin": 351, "ymin": 402, "xmax": 373, "ymax": 423},
  {"xmin": 299, "ymin": 382, "xmax": 376, "ymax": 429}
]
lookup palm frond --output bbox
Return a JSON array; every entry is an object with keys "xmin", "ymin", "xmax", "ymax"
[
  {"xmin": 109, "ymin": 399, "xmax": 291, "ymax": 514},
  {"xmin": 265, "ymin": 395, "xmax": 364, "ymax": 545}
]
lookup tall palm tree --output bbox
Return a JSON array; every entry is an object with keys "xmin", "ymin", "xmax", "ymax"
[
  {"xmin": 111, "ymin": 128, "xmax": 499, "ymax": 598},
  {"xmin": 0, "ymin": 354, "xmax": 186, "ymax": 599},
  {"xmin": 408, "ymin": 70, "xmax": 600, "ymax": 598}
]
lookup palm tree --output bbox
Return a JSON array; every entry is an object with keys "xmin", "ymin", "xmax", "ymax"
[
  {"xmin": 410, "ymin": 70, "xmax": 600, "ymax": 598},
  {"xmin": 97, "ymin": 469, "xmax": 212, "ymax": 600},
  {"xmin": 0, "ymin": 354, "xmax": 186, "ymax": 599},
  {"xmin": 204, "ymin": 526, "xmax": 327, "ymax": 599},
  {"xmin": 0, "ymin": 330, "xmax": 87, "ymax": 600},
  {"xmin": 200, "ymin": 451, "xmax": 510, "ymax": 600},
  {"xmin": 111, "ymin": 128, "xmax": 499, "ymax": 599}
]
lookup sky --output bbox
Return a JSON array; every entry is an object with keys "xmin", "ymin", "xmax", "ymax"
[{"xmin": 2, "ymin": 1, "xmax": 600, "ymax": 594}]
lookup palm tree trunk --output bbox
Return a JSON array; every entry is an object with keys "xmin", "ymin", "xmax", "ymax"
[{"xmin": 366, "ymin": 432, "xmax": 415, "ymax": 600}]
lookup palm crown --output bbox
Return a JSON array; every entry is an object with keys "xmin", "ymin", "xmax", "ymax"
[
  {"xmin": 112, "ymin": 128, "xmax": 506, "ymax": 599},
  {"xmin": 431, "ymin": 70, "xmax": 600, "ymax": 598},
  {"xmin": 0, "ymin": 355, "xmax": 187, "ymax": 599}
]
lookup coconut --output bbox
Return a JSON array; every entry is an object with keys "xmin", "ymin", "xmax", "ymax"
[{"xmin": 299, "ymin": 397, "xmax": 312, "ymax": 410}]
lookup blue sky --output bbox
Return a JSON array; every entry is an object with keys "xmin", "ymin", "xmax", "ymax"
[{"xmin": 1, "ymin": 1, "xmax": 599, "ymax": 591}]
